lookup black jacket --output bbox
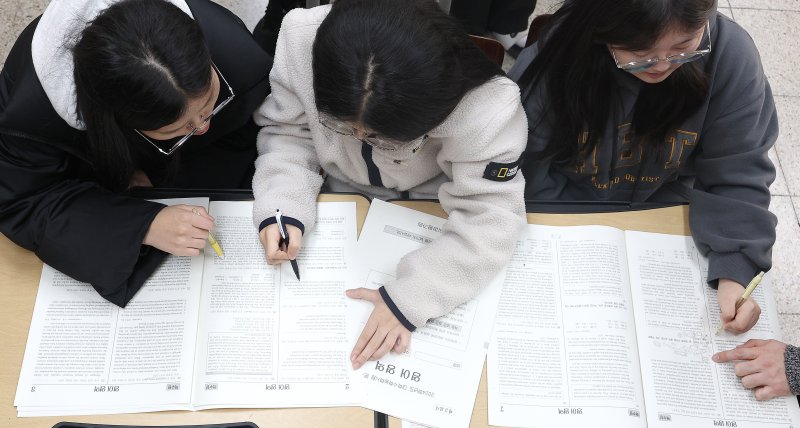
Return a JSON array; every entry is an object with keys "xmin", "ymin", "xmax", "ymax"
[{"xmin": 0, "ymin": 0, "xmax": 272, "ymax": 306}]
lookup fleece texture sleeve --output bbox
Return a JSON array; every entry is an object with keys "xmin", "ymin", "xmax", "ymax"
[
  {"xmin": 690, "ymin": 21, "xmax": 778, "ymax": 288},
  {"xmin": 381, "ymin": 79, "xmax": 528, "ymax": 329},
  {"xmin": 251, "ymin": 9, "xmax": 324, "ymax": 233}
]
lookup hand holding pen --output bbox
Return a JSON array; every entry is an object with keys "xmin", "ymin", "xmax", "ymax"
[
  {"xmin": 258, "ymin": 209, "xmax": 302, "ymax": 279},
  {"xmin": 717, "ymin": 272, "xmax": 764, "ymax": 335}
]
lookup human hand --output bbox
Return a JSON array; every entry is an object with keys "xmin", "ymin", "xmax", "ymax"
[
  {"xmin": 258, "ymin": 223, "xmax": 302, "ymax": 265},
  {"xmin": 143, "ymin": 205, "xmax": 214, "ymax": 256},
  {"xmin": 718, "ymin": 278, "xmax": 761, "ymax": 334},
  {"xmin": 347, "ymin": 288, "xmax": 412, "ymax": 370},
  {"xmin": 713, "ymin": 339, "xmax": 790, "ymax": 400},
  {"xmin": 128, "ymin": 170, "xmax": 153, "ymax": 188}
]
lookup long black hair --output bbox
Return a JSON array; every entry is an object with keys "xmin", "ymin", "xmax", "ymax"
[
  {"xmin": 517, "ymin": 0, "xmax": 715, "ymax": 165},
  {"xmin": 312, "ymin": 0, "xmax": 503, "ymax": 142},
  {"xmin": 73, "ymin": 0, "xmax": 212, "ymax": 191}
]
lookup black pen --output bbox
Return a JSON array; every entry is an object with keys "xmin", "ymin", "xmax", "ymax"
[{"xmin": 276, "ymin": 209, "xmax": 300, "ymax": 280}]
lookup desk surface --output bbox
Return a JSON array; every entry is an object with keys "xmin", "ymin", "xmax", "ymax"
[
  {"xmin": 0, "ymin": 196, "xmax": 689, "ymax": 428},
  {"xmin": 388, "ymin": 201, "xmax": 691, "ymax": 428},
  {"xmin": 0, "ymin": 194, "xmax": 373, "ymax": 428}
]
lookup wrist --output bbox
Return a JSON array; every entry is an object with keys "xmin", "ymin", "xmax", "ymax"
[{"xmin": 142, "ymin": 206, "xmax": 167, "ymax": 246}]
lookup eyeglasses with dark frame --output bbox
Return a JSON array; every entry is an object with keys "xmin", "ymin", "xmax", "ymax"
[
  {"xmin": 318, "ymin": 114, "xmax": 429, "ymax": 154},
  {"xmin": 610, "ymin": 21, "xmax": 712, "ymax": 73},
  {"xmin": 135, "ymin": 62, "xmax": 235, "ymax": 156}
]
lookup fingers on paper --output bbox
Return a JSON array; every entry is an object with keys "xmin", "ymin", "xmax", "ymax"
[
  {"xmin": 351, "ymin": 317, "xmax": 379, "ymax": 369},
  {"xmin": 346, "ymin": 288, "xmax": 380, "ymax": 303},
  {"xmin": 754, "ymin": 385, "xmax": 781, "ymax": 401},
  {"xmin": 353, "ymin": 327, "xmax": 397, "ymax": 369},
  {"xmin": 713, "ymin": 346, "xmax": 759, "ymax": 363},
  {"xmin": 393, "ymin": 331, "xmax": 411, "ymax": 354}
]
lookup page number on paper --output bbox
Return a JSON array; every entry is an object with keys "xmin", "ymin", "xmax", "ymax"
[
  {"xmin": 345, "ymin": 383, "xmax": 349, "ymax": 390},
  {"xmin": 266, "ymin": 383, "xmax": 290, "ymax": 391},
  {"xmin": 500, "ymin": 405, "xmax": 504, "ymax": 412},
  {"xmin": 30, "ymin": 386, "xmax": 35, "ymax": 393}
]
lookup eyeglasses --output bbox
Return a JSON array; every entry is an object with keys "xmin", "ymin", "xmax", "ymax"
[
  {"xmin": 135, "ymin": 62, "xmax": 235, "ymax": 156},
  {"xmin": 318, "ymin": 114, "xmax": 429, "ymax": 154},
  {"xmin": 610, "ymin": 21, "xmax": 711, "ymax": 73}
]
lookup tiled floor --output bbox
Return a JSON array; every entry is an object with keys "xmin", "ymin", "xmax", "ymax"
[{"xmin": 0, "ymin": 0, "xmax": 798, "ymax": 336}]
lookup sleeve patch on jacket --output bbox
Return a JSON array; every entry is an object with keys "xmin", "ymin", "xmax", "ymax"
[{"xmin": 483, "ymin": 157, "xmax": 522, "ymax": 182}]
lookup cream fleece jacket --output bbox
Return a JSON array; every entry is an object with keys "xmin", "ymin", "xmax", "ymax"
[{"xmin": 252, "ymin": 5, "xmax": 527, "ymax": 329}]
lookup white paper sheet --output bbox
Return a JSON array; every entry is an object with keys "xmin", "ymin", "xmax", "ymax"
[
  {"xmin": 192, "ymin": 200, "xmax": 360, "ymax": 408},
  {"xmin": 349, "ymin": 199, "xmax": 506, "ymax": 428},
  {"xmin": 626, "ymin": 231, "xmax": 800, "ymax": 428},
  {"xmin": 488, "ymin": 225, "xmax": 646, "ymax": 428},
  {"xmin": 14, "ymin": 198, "xmax": 208, "ymax": 412},
  {"xmin": 14, "ymin": 199, "xmax": 361, "ymax": 415}
]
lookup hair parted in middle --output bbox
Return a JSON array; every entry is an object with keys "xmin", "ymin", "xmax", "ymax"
[
  {"xmin": 312, "ymin": 0, "xmax": 504, "ymax": 143},
  {"xmin": 73, "ymin": 0, "xmax": 213, "ymax": 191}
]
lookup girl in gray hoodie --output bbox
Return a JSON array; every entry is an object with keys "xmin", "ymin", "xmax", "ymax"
[{"xmin": 512, "ymin": 0, "xmax": 777, "ymax": 336}]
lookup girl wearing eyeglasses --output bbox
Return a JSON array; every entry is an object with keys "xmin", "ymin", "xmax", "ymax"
[
  {"xmin": 0, "ymin": 0, "xmax": 271, "ymax": 306},
  {"xmin": 512, "ymin": 0, "xmax": 777, "ymax": 335},
  {"xmin": 252, "ymin": 0, "xmax": 528, "ymax": 368}
]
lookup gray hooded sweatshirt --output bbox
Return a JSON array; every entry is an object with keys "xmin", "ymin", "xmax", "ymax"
[{"xmin": 510, "ymin": 12, "xmax": 778, "ymax": 289}]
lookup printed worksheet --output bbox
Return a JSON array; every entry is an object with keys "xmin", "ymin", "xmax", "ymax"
[
  {"xmin": 15, "ymin": 199, "xmax": 360, "ymax": 416},
  {"xmin": 627, "ymin": 231, "xmax": 800, "ymax": 428},
  {"xmin": 348, "ymin": 199, "xmax": 506, "ymax": 428},
  {"xmin": 488, "ymin": 225, "xmax": 800, "ymax": 428},
  {"xmin": 488, "ymin": 224, "xmax": 645, "ymax": 428},
  {"xmin": 14, "ymin": 198, "xmax": 207, "ymax": 416},
  {"xmin": 192, "ymin": 200, "xmax": 360, "ymax": 408}
]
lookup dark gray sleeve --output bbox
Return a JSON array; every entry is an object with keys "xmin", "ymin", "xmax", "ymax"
[
  {"xmin": 785, "ymin": 344, "xmax": 800, "ymax": 396},
  {"xmin": 690, "ymin": 24, "xmax": 778, "ymax": 288},
  {"xmin": 508, "ymin": 43, "xmax": 538, "ymax": 82}
]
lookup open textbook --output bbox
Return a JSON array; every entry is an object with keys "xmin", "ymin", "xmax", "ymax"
[
  {"xmin": 14, "ymin": 198, "xmax": 360, "ymax": 416},
  {"xmin": 488, "ymin": 224, "xmax": 800, "ymax": 428}
]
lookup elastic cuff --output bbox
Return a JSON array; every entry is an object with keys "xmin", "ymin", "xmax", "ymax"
[
  {"xmin": 706, "ymin": 252, "xmax": 761, "ymax": 290},
  {"xmin": 379, "ymin": 286, "xmax": 417, "ymax": 332},
  {"xmin": 258, "ymin": 216, "xmax": 306, "ymax": 235},
  {"xmin": 786, "ymin": 345, "xmax": 800, "ymax": 395}
]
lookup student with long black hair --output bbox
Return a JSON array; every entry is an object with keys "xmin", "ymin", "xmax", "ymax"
[
  {"xmin": 252, "ymin": 0, "xmax": 527, "ymax": 367},
  {"xmin": 511, "ymin": 0, "xmax": 777, "ymax": 334},
  {"xmin": 0, "ymin": 0, "xmax": 272, "ymax": 306}
]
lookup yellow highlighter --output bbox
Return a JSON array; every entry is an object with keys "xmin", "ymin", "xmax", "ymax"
[
  {"xmin": 192, "ymin": 207, "xmax": 224, "ymax": 258},
  {"xmin": 734, "ymin": 270, "xmax": 765, "ymax": 310},
  {"xmin": 206, "ymin": 232, "xmax": 224, "ymax": 258}
]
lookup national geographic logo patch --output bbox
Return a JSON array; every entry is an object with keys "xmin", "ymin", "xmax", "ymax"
[{"xmin": 483, "ymin": 157, "xmax": 522, "ymax": 182}]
